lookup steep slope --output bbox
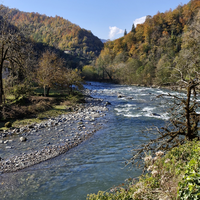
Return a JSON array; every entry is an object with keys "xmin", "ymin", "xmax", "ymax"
[
  {"xmin": 94, "ymin": 0, "xmax": 200, "ymax": 85},
  {"xmin": 0, "ymin": 5, "xmax": 103, "ymax": 60}
]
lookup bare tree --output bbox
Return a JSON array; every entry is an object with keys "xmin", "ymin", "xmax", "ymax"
[
  {"xmin": 0, "ymin": 12, "xmax": 32, "ymax": 104},
  {"xmin": 129, "ymin": 79, "xmax": 200, "ymax": 167}
]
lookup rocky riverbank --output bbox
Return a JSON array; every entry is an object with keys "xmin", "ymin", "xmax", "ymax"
[{"xmin": 0, "ymin": 95, "xmax": 110, "ymax": 173}]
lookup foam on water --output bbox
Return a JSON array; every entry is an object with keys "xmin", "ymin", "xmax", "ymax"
[
  {"xmin": 142, "ymin": 106, "xmax": 155, "ymax": 112},
  {"xmin": 114, "ymin": 108, "xmax": 133, "ymax": 113},
  {"xmin": 125, "ymin": 104, "xmax": 136, "ymax": 107},
  {"xmin": 124, "ymin": 113, "xmax": 142, "ymax": 118}
]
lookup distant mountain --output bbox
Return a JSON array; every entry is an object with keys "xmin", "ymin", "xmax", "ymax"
[
  {"xmin": 101, "ymin": 39, "xmax": 108, "ymax": 43},
  {"xmin": 0, "ymin": 5, "xmax": 104, "ymax": 60}
]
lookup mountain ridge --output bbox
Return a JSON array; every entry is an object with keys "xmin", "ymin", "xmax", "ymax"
[{"xmin": 0, "ymin": 5, "xmax": 104, "ymax": 60}]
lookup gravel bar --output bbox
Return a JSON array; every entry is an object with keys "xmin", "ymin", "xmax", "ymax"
[{"xmin": 0, "ymin": 95, "xmax": 110, "ymax": 173}]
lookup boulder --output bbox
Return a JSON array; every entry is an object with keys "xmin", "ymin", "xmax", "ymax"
[
  {"xmin": 117, "ymin": 93, "xmax": 126, "ymax": 98},
  {"xmin": 151, "ymin": 113, "xmax": 161, "ymax": 117}
]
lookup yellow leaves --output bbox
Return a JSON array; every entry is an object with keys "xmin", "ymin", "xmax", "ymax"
[
  {"xmin": 37, "ymin": 50, "xmax": 65, "ymax": 89},
  {"xmin": 162, "ymin": 31, "xmax": 169, "ymax": 37},
  {"xmin": 82, "ymin": 65, "xmax": 95, "ymax": 72},
  {"xmin": 135, "ymin": 24, "xmax": 145, "ymax": 42}
]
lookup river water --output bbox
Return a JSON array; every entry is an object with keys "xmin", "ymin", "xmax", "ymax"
[{"xmin": 0, "ymin": 82, "xmax": 182, "ymax": 200}]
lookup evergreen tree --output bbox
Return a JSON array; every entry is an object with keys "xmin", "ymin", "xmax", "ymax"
[
  {"xmin": 131, "ymin": 23, "xmax": 135, "ymax": 33},
  {"xmin": 124, "ymin": 29, "xmax": 127, "ymax": 36}
]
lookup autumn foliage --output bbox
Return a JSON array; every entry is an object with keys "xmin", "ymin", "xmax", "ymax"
[
  {"xmin": 0, "ymin": 5, "xmax": 103, "ymax": 60},
  {"xmin": 94, "ymin": 0, "xmax": 200, "ymax": 86},
  {"xmin": 37, "ymin": 50, "xmax": 84, "ymax": 97}
]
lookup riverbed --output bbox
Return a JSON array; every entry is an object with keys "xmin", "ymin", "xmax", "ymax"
[{"xmin": 0, "ymin": 82, "xmax": 180, "ymax": 199}]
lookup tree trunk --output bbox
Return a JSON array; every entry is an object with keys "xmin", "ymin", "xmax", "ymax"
[
  {"xmin": 71, "ymin": 86, "xmax": 73, "ymax": 94},
  {"xmin": 68, "ymin": 85, "xmax": 72, "ymax": 95},
  {"xmin": 0, "ymin": 66, "xmax": 3, "ymax": 105},
  {"xmin": 105, "ymin": 70, "xmax": 112, "ymax": 81},
  {"xmin": 43, "ymin": 85, "xmax": 46, "ymax": 97},
  {"xmin": 102, "ymin": 69, "xmax": 105, "ymax": 80},
  {"xmin": 46, "ymin": 87, "xmax": 50, "ymax": 97},
  {"xmin": 185, "ymin": 80, "xmax": 197, "ymax": 140}
]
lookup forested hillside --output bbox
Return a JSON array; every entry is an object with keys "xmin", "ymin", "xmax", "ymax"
[
  {"xmin": 0, "ymin": 5, "xmax": 103, "ymax": 65},
  {"xmin": 0, "ymin": 4, "xmax": 91, "ymax": 106},
  {"xmin": 90, "ymin": 0, "xmax": 200, "ymax": 86}
]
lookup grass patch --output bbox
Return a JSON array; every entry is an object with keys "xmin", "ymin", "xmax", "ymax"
[
  {"xmin": 5, "ymin": 94, "xmax": 15, "ymax": 101},
  {"xmin": 0, "ymin": 87, "xmax": 85, "ymax": 129},
  {"xmin": 6, "ymin": 104, "xmax": 70, "ymax": 128},
  {"xmin": 53, "ymin": 105, "xmax": 67, "ymax": 110},
  {"xmin": 34, "ymin": 87, "xmax": 68, "ymax": 98},
  {"xmin": 37, "ymin": 105, "xmax": 69, "ymax": 119},
  {"xmin": 0, "ymin": 101, "xmax": 77, "ymax": 129},
  {"xmin": 12, "ymin": 118, "xmax": 42, "ymax": 127}
]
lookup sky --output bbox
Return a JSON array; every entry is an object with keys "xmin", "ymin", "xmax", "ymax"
[{"xmin": 1, "ymin": 0, "xmax": 191, "ymax": 40}]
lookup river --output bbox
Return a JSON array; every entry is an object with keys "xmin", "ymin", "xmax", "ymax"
[{"xmin": 0, "ymin": 82, "xmax": 180, "ymax": 200}]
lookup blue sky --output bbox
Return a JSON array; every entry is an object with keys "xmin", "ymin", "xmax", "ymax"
[{"xmin": 2, "ymin": 0, "xmax": 190, "ymax": 40}]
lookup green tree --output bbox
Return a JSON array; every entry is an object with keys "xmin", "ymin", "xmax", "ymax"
[
  {"xmin": 64, "ymin": 69, "xmax": 84, "ymax": 94},
  {"xmin": 95, "ymin": 47, "xmax": 115, "ymax": 81},
  {"xmin": 82, "ymin": 65, "xmax": 97, "ymax": 80},
  {"xmin": 131, "ymin": 23, "xmax": 135, "ymax": 33},
  {"xmin": 54, "ymin": 67, "xmax": 84, "ymax": 94},
  {"xmin": 155, "ymin": 55, "xmax": 173, "ymax": 85}
]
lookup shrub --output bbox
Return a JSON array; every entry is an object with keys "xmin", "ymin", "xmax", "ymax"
[
  {"xmin": 82, "ymin": 65, "xmax": 98, "ymax": 80},
  {"xmin": 10, "ymin": 83, "xmax": 34, "ymax": 99},
  {"xmin": 177, "ymin": 141, "xmax": 200, "ymax": 200}
]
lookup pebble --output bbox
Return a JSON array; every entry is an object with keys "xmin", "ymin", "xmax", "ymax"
[
  {"xmin": 0, "ymin": 94, "xmax": 110, "ymax": 173},
  {"xmin": 20, "ymin": 137, "xmax": 27, "ymax": 142}
]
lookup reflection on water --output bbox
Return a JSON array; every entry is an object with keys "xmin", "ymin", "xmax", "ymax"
[{"xmin": 0, "ymin": 82, "xmax": 173, "ymax": 200}]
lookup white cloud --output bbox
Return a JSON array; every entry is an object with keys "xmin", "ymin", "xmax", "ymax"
[
  {"xmin": 109, "ymin": 26, "xmax": 124, "ymax": 40},
  {"xmin": 133, "ymin": 16, "xmax": 147, "ymax": 27}
]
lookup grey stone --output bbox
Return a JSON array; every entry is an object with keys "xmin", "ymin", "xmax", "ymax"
[
  {"xmin": 151, "ymin": 113, "xmax": 161, "ymax": 117},
  {"xmin": 20, "ymin": 137, "xmax": 27, "ymax": 142},
  {"xmin": 117, "ymin": 93, "xmax": 126, "ymax": 98}
]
